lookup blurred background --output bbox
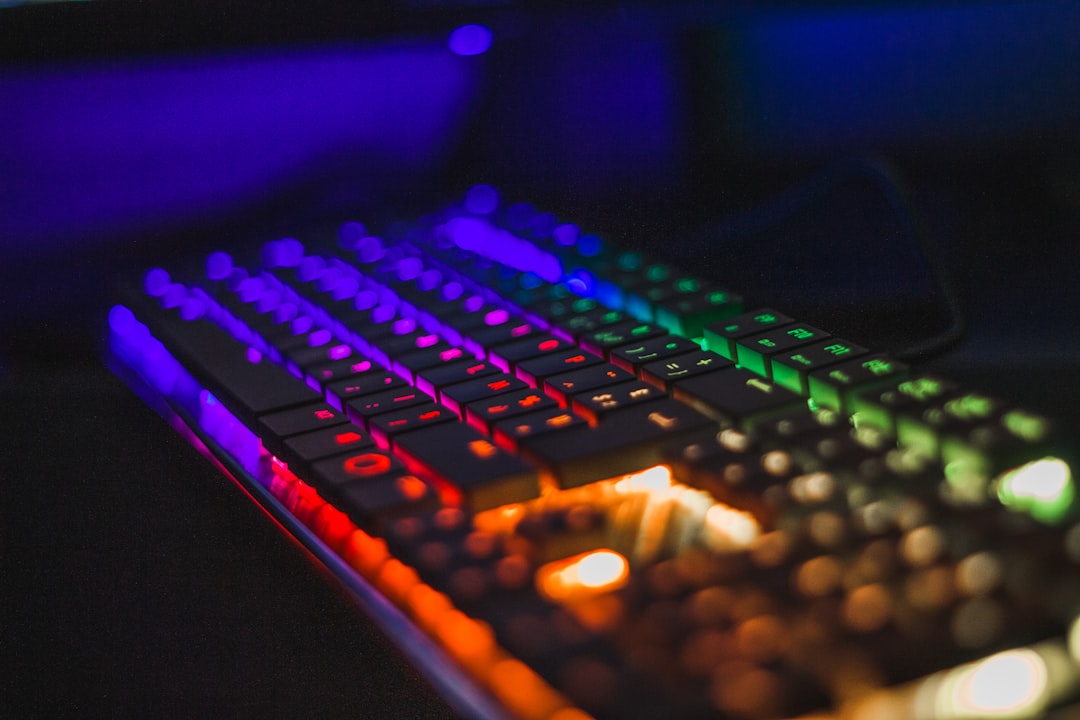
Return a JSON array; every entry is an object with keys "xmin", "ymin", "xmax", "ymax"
[{"xmin": 2, "ymin": 0, "xmax": 1080, "ymax": 717}]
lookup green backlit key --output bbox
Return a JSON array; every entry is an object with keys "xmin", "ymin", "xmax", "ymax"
[
  {"xmin": 770, "ymin": 338, "xmax": 868, "ymax": 395},
  {"xmin": 653, "ymin": 288, "xmax": 743, "ymax": 338},
  {"xmin": 849, "ymin": 374, "xmax": 959, "ymax": 450},
  {"xmin": 806, "ymin": 353, "xmax": 910, "ymax": 412},
  {"xmin": 734, "ymin": 324, "xmax": 830, "ymax": 379},
  {"xmin": 609, "ymin": 335, "xmax": 700, "ymax": 375},
  {"xmin": 703, "ymin": 308, "xmax": 793, "ymax": 359}
]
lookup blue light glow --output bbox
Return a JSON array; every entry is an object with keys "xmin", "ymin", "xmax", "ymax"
[
  {"xmin": 442, "ymin": 216, "xmax": 563, "ymax": 283},
  {"xmin": 553, "ymin": 224, "xmax": 579, "ymax": 247},
  {"xmin": 356, "ymin": 236, "xmax": 386, "ymax": 264},
  {"xmin": 338, "ymin": 221, "xmax": 367, "ymax": 249},
  {"xmin": 144, "ymin": 268, "xmax": 171, "ymax": 297},
  {"xmin": 2, "ymin": 45, "xmax": 481, "ymax": 254},
  {"xmin": 448, "ymin": 24, "xmax": 494, "ymax": 57},
  {"xmin": 577, "ymin": 234, "xmax": 603, "ymax": 257},
  {"xmin": 465, "ymin": 184, "xmax": 499, "ymax": 215},
  {"xmin": 206, "ymin": 252, "xmax": 233, "ymax": 280}
]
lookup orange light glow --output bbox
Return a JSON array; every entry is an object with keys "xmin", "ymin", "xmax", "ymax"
[{"xmin": 536, "ymin": 549, "xmax": 630, "ymax": 602}]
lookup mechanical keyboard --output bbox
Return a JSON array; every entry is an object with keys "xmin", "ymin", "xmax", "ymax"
[{"xmin": 106, "ymin": 186, "xmax": 1080, "ymax": 720}]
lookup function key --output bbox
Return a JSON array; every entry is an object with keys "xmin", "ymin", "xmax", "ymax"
[{"xmin": 703, "ymin": 308, "xmax": 793, "ymax": 360}]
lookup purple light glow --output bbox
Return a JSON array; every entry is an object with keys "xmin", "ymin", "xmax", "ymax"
[
  {"xmin": 484, "ymin": 309, "xmax": 509, "ymax": 326},
  {"xmin": 372, "ymin": 304, "xmax": 396, "ymax": 324},
  {"xmin": 553, "ymin": 224, "xmax": 579, "ymax": 247},
  {"xmin": 465, "ymin": 184, "xmax": 499, "ymax": 214},
  {"xmin": 308, "ymin": 328, "xmax": 332, "ymax": 347},
  {"xmin": 292, "ymin": 315, "xmax": 314, "ymax": 335},
  {"xmin": 1, "ymin": 45, "xmax": 481, "ymax": 253},
  {"xmin": 443, "ymin": 216, "xmax": 563, "ymax": 282},
  {"xmin": 298, "ymin": 256, "xmax": 326, "ymax": 282},
  {"xmin": 206, "ymin": 252, "xmax": 233, "ymax": 280},
  {"xmin": 448, "ymin": 25, "xmax": 494, "ymax": 57},
  {"xmin": 328, "ymin": 344, "xmax": 352, "ymax": 360},
  {"xmin": 415, "ymin": 334, "xmax": 439, "ymax": 348},
  {"xmin": 273, "ymin": 302, "xmax": 299, "ymax": 324},
  {"xmin": 417, "ymin": 269, "xmax": 443, "ymax": 292},
  {"xmin": 179, "ymin": 297, "xmax": 206, "ymax": 321},
  {"xmin": 356, "ymin": 236, "xmax": 386, "ymax": 264},
  {"xmin": 338, "ymin": 221, "xmax": 366, "ymax": 249},
  {"xmin": 392, "ymin": 317, "xmax": 417, "ymax": 335},
  {"xmin": 464, "ymin": 295, "xmax": 485, "ymax": 313},
  {"xmin": 246, "ymin": 347, "xmax": 263, "ymax": 364},
  {"xmin": 144, "ymin": 268, "xmax": 171, "ymax": 297},
  {"xmin": 442, "ymin": 281, "xmax": 464, "ymax": 301},
  {"xmin": 396, "ymin": 257, "xmax": 424, "ymax": 281},
  {"xmin": 161, "ymin": 283, "xmax": 187, "ymax": 309},
  {"xmin": 354, "ymin": 289, "xmax": 379, "ymax": 311},
  {"xmin": 236, "ymin": 277, "xmax": 266, "ymax": 303}
]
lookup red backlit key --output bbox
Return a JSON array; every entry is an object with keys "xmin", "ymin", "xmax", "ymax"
[
  {"xmin": 309, "ymin": 449, "xmax": 404, "ymax": 499},
  {"xmin": 486, "ymin": 334, "xmax": 573, "ymax": 373},
  {"xmin": 543, "ymin": 363, "xmax": 635, "ymax": 405},
  {"xmin": 325, "ymin": 371, "xmax": 407, "ymax": 410},
  {"xmin": 415, "ymin": 358, "xmax": 501, "ymax": 398},
  {"xmin": 393, "ymin": 422, "xmax": 540, "ymax": 512},
  {"xmin": 280, "ymin": 424, "xmax": 376, "ymax": 473},
  {"xmin": 520, "ymin": 399, "xmax": 714, "ymax": 489},
  {"xmin": 465, "ymin": 388, "xmax": 559, "ymax": 433},
  {"xmin": 368, "ymin": 403, "xmax": 457, "ymax": 446},
  {"xmin": 439, "ymin": 373, "xmax": 529, "ymax": 416},
  {"xmin": 571, "ymin": 380, "xmax": 667, "ymax": 424},
  {"xmin": 492, "ymin": 407, "xmax": 587, "ymax": 451},
  {"xmin": 515, "ymin": 347, "xmax": 603, "ymax": 386},
  {"xmin": 345, "ymin": 386, "xmax": 433, "ymax": 427},
  {"xmin": 304, "ymin": 356, "xmax": 377, "ymax": 391},
  {"xmin": 256, "ymin": 402, "xmax": 349, "ymax": 454}
]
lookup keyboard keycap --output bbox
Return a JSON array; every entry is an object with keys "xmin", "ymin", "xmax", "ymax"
[{"xmin": 393, "ymin": 422, "xmax": 541, "ymax": 511}]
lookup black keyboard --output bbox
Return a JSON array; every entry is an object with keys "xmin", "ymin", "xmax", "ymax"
[{"xmin": 107, "ymin": 187, "xmax": 1080, "ymax": 720}]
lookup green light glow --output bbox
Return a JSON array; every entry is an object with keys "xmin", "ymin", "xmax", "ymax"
[
  {"xmin": 1002, "ymin": 410, "xmax": 1050, "ymax": 443},
  {"xmin": 997, "ymin": 457, "xmax": 1075, "ymax": 523}
]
